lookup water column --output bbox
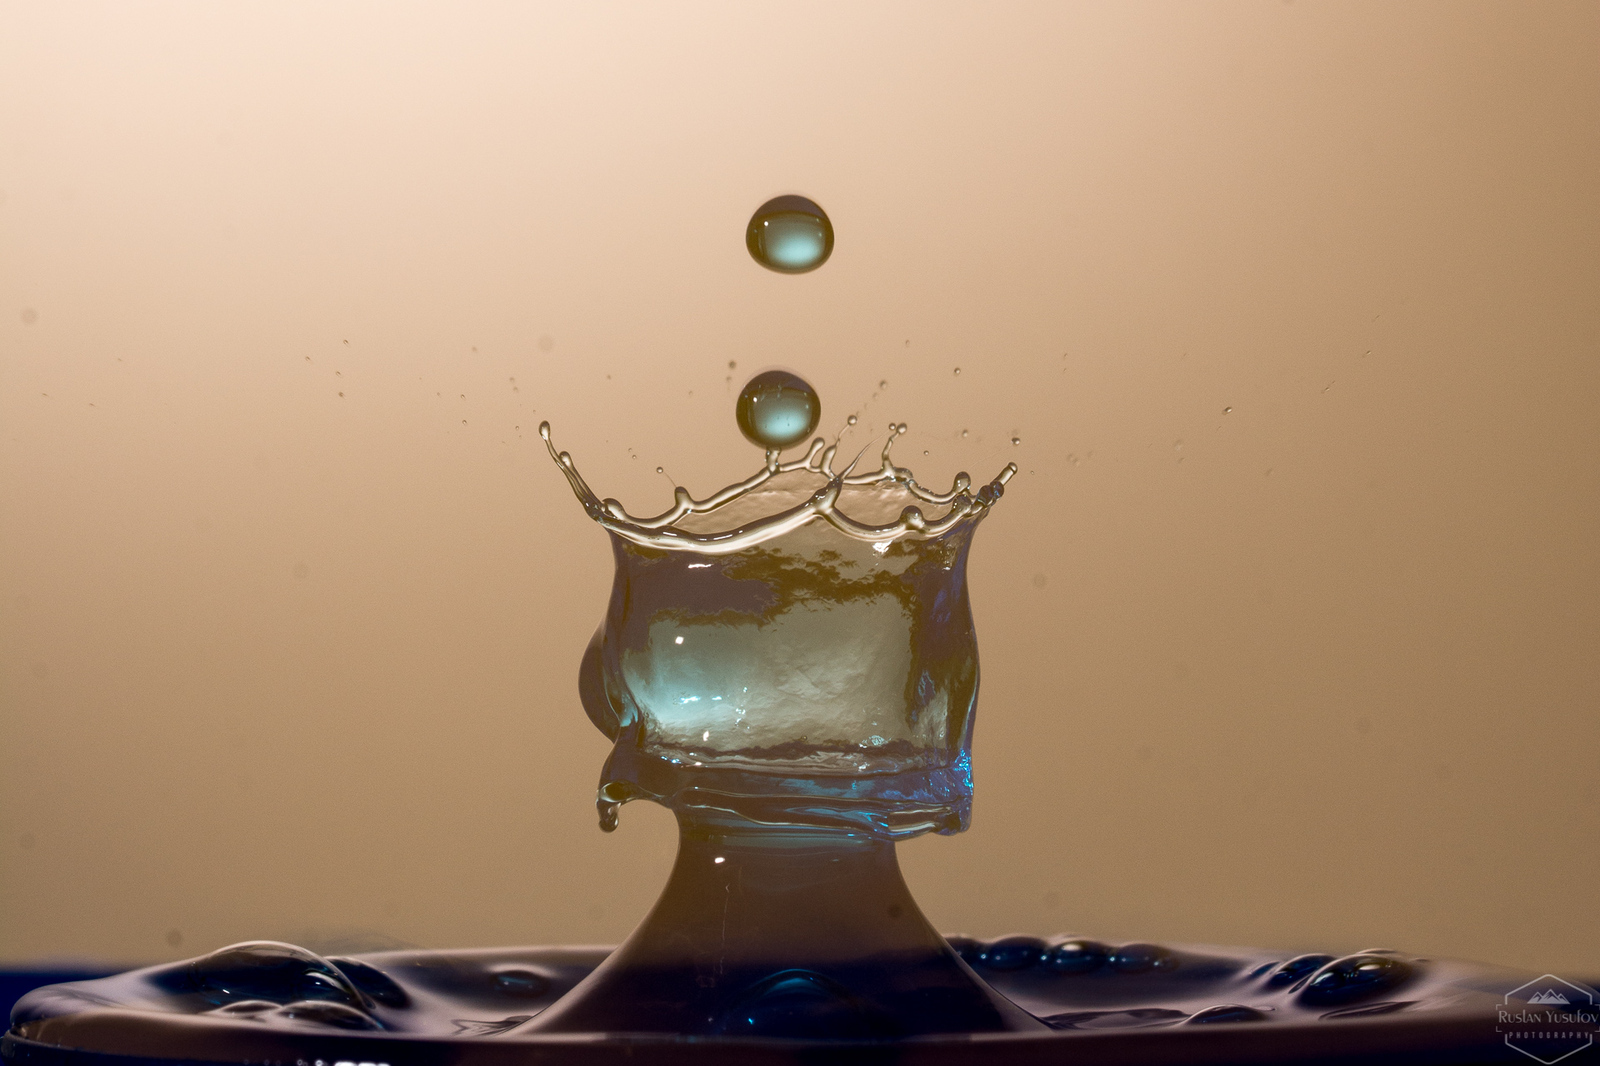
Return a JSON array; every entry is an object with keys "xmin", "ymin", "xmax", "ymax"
[{"xmin": 530, "ymin": 375, "xmax": 1035, "ymax": 1036}]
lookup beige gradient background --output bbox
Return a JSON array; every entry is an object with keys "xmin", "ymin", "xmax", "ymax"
[{"xmin": 2, "ymin": 2, "xmax": 1596, "ymax": 976}]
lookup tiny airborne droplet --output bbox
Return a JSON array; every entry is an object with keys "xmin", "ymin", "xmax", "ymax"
[
  {"xmin": 736, "ymin": 370, "xmax": 821, "ymax": 450},
  {"xmin": 745, "ymin": 195, "xmax": 833, "ymax": 274},
  {"xmin": 1011, "ymin": 437, "xmax": 1021, "ymax": 446},
  {"xmin": 847, "ymin": 415, "xmax": 857, "ymax": 425}
]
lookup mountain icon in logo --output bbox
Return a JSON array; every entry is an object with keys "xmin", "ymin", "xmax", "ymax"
[{"xmin": 1529, "ymin": 989, "xmax": 1572, "ymax": 1005}]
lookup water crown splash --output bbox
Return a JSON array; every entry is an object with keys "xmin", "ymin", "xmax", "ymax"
[{"xmin": 541, "ymin": 372, "xmax": 1016, "ymax": 838}]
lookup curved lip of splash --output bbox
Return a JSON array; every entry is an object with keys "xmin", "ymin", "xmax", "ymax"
[{"xmin": 540, "ymin": 421, "xmax": 1016, "ymax": 555}]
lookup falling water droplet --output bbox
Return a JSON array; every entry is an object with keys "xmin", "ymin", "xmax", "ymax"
[
  {"xmin": 896, "ymin": 423, "xmax": 907, "ymax": 434},
  {"xmin": 846, "ymin": 415, "xmax": 857, "ymax": 425},
  {"xmin": 656, "ymin": 466, "xmax": 664, "ymax": 474},
  {"xmin": 961, "ymin": 429, "xmax": 969, "ymax": 438},
  {"xmin": 1224, "ymin": 407, "xmax": 1232, "ymax": 414},
  {"xmin": 1011, "ymin": 436, "xmax": 1021, "ymax": 446},
  {"xmin": 745, "ymin": 195, "xmax": 833, "ymax": 273},
  {"xmin": 736, "ymin": 370, "xmax": 821, "ymax": 450},
  {"xmin": 879, "ymin": 380, "xmax": 888, "ymax": 390},
  {"xmin": 953, "ymin": 367, "xmax": 961, "ymax": 376}
]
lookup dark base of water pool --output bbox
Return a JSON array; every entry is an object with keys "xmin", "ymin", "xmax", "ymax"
[{"xmin": 10, "ymin": 936, "xmax": 1590, "ymax": 1066}]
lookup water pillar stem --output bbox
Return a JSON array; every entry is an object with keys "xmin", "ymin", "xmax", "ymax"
[{"xmin": 528, "ymin": 810, "xmax": 1042, "ymax": 1036}]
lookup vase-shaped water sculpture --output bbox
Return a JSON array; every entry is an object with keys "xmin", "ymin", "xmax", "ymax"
[{"xmin": 528, "ymin": 399, "xmax": 1037, "ymax": 1036}]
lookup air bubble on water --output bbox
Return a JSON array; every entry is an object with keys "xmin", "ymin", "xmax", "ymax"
[
  {"xmin": 736, "ymin": 370, "xmax": 821, "ymax": 450},
  {"xmin": 745, "ymin": 195, "xmax": 833, "ymax": 273}
]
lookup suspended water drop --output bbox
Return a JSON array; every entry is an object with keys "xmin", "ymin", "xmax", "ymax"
[
  {"xmin": 961, "ymin": 429, "xmax": 969, "ymax": 438},
  {"xmin": 846, "ymin": 415, "xmax": 857, "ymax": 426},
  {"xmin": 879, "ymin": 380, "xmax": 888, "ymax": 390},
  {"xmin": 897, "ymin": 423, "xmax": 908, "ymax": 434},
  {"xmin": 736, "ymin": 370, "xmax": 821, "ymax": 450},
  {"xmin": 746, "ymin": 195, "xmax": 833, "ymax": 273},
  {"xmin": 1011, "ymin": 437, "xmax": 1021, "ymax": 446},
  {"xmin": 953, "ymin": 367, "xmax": 961, "ymax": 376},
  {"xmin": 656, "ymin": 466, "xmax": 664, "ymax": 474},
  {"xmin": 1223, "ymin": 407, "xmax": 1232, "ymax": 414}
]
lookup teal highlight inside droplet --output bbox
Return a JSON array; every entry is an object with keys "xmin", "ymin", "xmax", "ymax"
[{"xmin": 761, "ymin": 215, "xmax": 827, "ymax": 269}]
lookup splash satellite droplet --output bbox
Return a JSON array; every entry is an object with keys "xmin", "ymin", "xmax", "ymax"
[
  {"xmin": 745, "ymin": 195, "xmax": 833, "ymax": 274},
  {"xmin": 736, "ymin": 370, "xmax": 821, "ymax": 450},
  {"xmin": 1011, "ymin": 437, "xmax": 1021, "ymax": 446},
  {"xmin": 846, "ymin": 415, "xmax": 857, "ymax": 426}
]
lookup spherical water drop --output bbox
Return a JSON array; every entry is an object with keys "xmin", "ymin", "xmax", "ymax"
[
  {"xmin": 1011, "ymin": 436, "xmax": 1021, "ymax": 446},
  {"xmin": 953, "ymin": 367, "xmax": 961, "ymax": 376},
  {"xmin": 1224, "ymin": 407, "xmax": 1233, "ymax": 414},
  {"xmin": 896, "ymin": 423, "xmax": 907, "ymax": 434},
  {"xmin": 961, "ymin": 429, "xmax": 969, "ymax": 438},
  {"xmin": 746, "ymin": 195, "xmax": 833, "ymax": 274},
  {"xmin": 655, "ymin": 466, "xmax": 664, "ymax": 474},
  {"xmin": 736, "ymin": 370, "xmax": 821, "ymax": 450},
  {"xmin": 846, "ymin": 415, "xmax": 857, "ymax": 426}
]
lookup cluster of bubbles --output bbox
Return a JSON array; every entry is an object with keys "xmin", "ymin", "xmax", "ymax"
[
  {"xmin": 946, "ymin": 935, "xmax": 1417, "ymax": 1012},
  {"xmin": 133, "ymin": 941, "xmax": 561, "ymax": 1033}
]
